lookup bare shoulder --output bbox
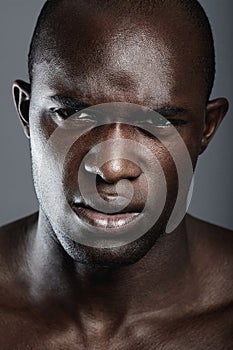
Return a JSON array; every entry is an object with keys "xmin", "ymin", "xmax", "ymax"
[
  {"xmin": 0, "ymin": 214, "xmax": 39, "ymax": 324},
  {"xmin": 0, "ymin": 213, "xmax": 38, "ymax": 249},
  {"xmin": 186, "ymin": 214, "xmax": 233, "ymax": 305},
  {"xmin": 0, "ymin": 214, "xmax": 37, "ymax": 255},
  {"xmin": 186, "ymin": 213, "xmax": 233, "ymax": 253},
  {"xmin": 0, "ymin": 213, "xmax": 38, "ymax": 285},
  {"xmin": 0, "ymin": 212, "xmax": 38, "ymax": 234}
]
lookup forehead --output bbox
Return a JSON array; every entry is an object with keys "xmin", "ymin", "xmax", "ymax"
[{"xmin": 32, "ymin": 1, "xmax": 205, "ymax": 107}]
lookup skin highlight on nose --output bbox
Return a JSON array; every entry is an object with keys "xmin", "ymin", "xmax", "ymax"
[{"xmin": 85, "ymin": 157, "xmax": 142, "ymax": 183}]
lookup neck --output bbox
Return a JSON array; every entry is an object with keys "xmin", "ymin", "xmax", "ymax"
[{"xmin": 25, "ymin": 209, "xmax": 195, "ymax": 332}]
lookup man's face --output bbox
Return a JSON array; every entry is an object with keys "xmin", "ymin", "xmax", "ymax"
[{"xmin": 27, "ymin": 4, "xmax": 208, "ymax": 266}]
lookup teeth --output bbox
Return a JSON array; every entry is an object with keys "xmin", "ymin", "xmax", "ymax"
[{"xmin": 92, "ymin": 214, "xmax": 139, "ymax": 228}]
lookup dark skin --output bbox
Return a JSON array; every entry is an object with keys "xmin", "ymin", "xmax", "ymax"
[{"xmin": 0, "ymin": 2, "xmax": 233, "ymax": 349}]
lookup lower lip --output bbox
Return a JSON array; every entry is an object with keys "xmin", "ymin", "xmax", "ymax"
[{"xmin": 73, "ymin": 206, "xmax": 140, "ymax": 229}]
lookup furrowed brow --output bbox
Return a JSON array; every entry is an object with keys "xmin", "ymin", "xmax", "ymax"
[
  {"xmin": 50, "ymin": 97, "xmax": 188, "ymax": 117},
  {"xmin": 50, "ymin": 95, "xmax": 90, "ymax": 109},
  {"xmin": 153, "ymin": 106, "xmax": 187, "ymax": 116}
]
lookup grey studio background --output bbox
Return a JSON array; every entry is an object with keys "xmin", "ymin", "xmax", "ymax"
[{"xmin": 0, "ymin": 0, "xmax": 233, "ymax": 229}]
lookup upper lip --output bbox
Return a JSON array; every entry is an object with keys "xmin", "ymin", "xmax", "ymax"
[{"xmin": 72, "ymin": 193, "xmax": 145, "ymax": 215}]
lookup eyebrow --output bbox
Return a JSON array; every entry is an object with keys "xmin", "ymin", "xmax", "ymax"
[
  {"xmin": 50, "ymin": 95, "xmax": 90, "ymax": 109},
  {"xmin": 50, "ymin": 95, "xmax": 188, "ymax": 116},
  {"xmin": 153, "ymin": 106, "xmax": 187, "ymax": 116}
]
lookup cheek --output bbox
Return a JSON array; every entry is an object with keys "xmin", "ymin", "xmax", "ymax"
[
  {"xmin": 30, "ymin": 108, "xmax": 57, "ymax": 144},
  {"xmin": 30, "ymin": 117, "xmax": 55, "ymax": 179},
  {"xmin": 62, "ymin": 134, "xmax": 94, "ymax": 198},
  {"xmin": 180, "ymin": 123, "xmax": 204, "ymax": 167},
  {"xmin": 148, "ymin": 130, "xmax": 196, "ymax": 220},
  {"xmin": 29, "ymin": 111, "xmax": 67, "ymax": 207},
  {"xmin": 155, "ymin": 145, "xmax": 178, "ymax": 200}
]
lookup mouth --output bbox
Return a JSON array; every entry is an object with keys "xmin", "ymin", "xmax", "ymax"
[{"xmin": 72, "ymin": 203, "xmax": 141, "ymax": 229}]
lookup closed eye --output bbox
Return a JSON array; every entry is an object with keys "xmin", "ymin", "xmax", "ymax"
[
  {"xmin": 50, "ymin": 107, "xmax": 82, "ymax": 118},
  {"xmin": 153, "ymin": 106, "xmax": 188, "ymax": 127},
  {"xmin": 134, "ymin": 110, "xmax": 187, "ymax": 128},
  {"xmin": 167, "ymin": 119, "xmax": 187, "ymax": 126},
  {"xmin": 50, "ymin": 107, "xmax": 96, "ymax": 120},
  {"xmin": 49, "ymin": 105, "xmax": 188, "ymax": 127}
]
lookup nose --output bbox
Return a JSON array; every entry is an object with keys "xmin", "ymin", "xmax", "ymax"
[
  {"xmin": 84, "ymin": 124, "xmax": 142, "ymax": 184},
  {"xmin": 93, "ymin": 159, "xmax": 142, "ymax": 183}
]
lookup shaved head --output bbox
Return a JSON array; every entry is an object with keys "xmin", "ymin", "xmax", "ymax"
[
  {"xmin": 28, "ymin": 0, "xmax": 215, "ymax": 101},
  {"xmin": 13, "ymin": 0, "xmax": 228, "ymax": 269}
]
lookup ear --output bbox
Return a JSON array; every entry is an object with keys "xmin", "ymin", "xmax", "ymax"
[
  {"xmin": 12, "ymin": 80, "xmax": 31, "ymax": 139},
  {"xmin": 199, "ymin": 98, "xmax": 229, "ymax": 154}
]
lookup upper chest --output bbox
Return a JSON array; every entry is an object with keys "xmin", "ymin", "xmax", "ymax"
[{"xmin": 0, "ymin": 304, "xmax": 232, "ymax": 350}]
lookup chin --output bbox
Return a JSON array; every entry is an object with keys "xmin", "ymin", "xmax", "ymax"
[{"xmin": 53, "ymin": 223, "xmax": 164, "ymax": 268}]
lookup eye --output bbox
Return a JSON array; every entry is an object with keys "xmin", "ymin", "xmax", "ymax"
[
  {"xmin": 146, "ymin": 118, "xmax": 187, "ymax": 128},
  {"xmin": 135, "ymin": 110, "xmax": 187, "ymax": 128},
  {"xmin": 50, "ymin": 107, "xmax": 98, "ymax": 122},
  {"xmin": 144, "ymin": 115, "xmax": 172, "ymax": 127},
  {"xmin": 168, "ymin": 119, "xmax": 187, "ymax": 127},
  {"xmin": 134, "ymin": 112, "xmax": 171, "ymax": 128},
  {"xmin": 51, "ymin": 107, "xmax": 80, "ymax": 119}
]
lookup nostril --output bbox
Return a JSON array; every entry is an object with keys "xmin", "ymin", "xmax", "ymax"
[
  {"xmin": 96, "ymin": 173, "xmax": 115, "ymax": 185},
  {"xmin": 84, "ymin": 155, "xmax": 142, "ymax": 183},
  {"xmin": 84, "ymin": 162, "xmax": 101, "ymax": 177},
  {"xmin": 98, "ymin": 159, "xmax": 142, "ymax": 183}
]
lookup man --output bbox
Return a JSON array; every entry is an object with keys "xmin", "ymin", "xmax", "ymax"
[{"xmin": 0, "ymin": 0, "xmax": 232, "ymax": 348}]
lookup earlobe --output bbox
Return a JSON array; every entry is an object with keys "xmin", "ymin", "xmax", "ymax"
[
  {"xmin": 199, "ymin": 98, "xmax": 229, "ymax": 154},
  {"xmin": 12, "ymin": 80, "xmax": 31, "ymax": 139}
]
